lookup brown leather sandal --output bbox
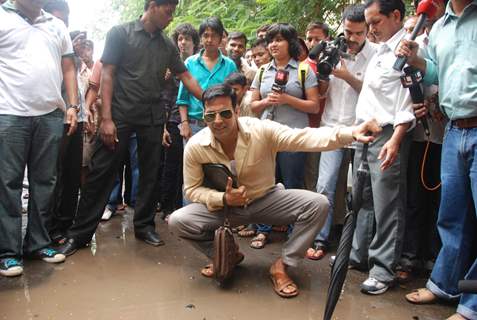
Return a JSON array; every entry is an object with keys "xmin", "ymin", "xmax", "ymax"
[{"xmin": 269, "ymin": 271, "xmax": 299, "ymax": 298}]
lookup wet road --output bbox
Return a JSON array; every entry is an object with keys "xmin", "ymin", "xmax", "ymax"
[{"xmin": 1, "ymin": 209, "xmax": 453, "ymax": 320}]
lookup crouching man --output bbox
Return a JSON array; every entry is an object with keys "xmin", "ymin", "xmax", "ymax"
[{"xmin": 168, "ymin": 84, "xmax": 380, "ymax": 298}]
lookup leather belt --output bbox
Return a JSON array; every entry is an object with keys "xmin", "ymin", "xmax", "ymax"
[
  {"xmin": 188, "ymin": 118, "xmax": 206, "ymax": 127},
  {"xmin": 451, "ymin": 116, "xmax": 477, "ymax": 129}
]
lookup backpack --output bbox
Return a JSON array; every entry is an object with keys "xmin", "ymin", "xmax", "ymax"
[{"xmin": 257, "ymin": 61, "xmax": 309, "ymax": 98}]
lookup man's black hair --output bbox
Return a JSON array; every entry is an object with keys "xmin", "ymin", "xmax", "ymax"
[
  {"xmin": 199, "ymin": 17, "xmax": 225, "ymax": 38},
  {"xmin": 343, "ymin": 4, "xmax": 366, "ymax": 23},
  {"xmin": 202, "ymin": 84, "xmax": 237, "ymax": 110},
  {"xmin": 228, "ymin": 31, "xmax": 248, "ymax": 46},
  {"xmin": 224, "ymin": 72, "xmax": 247, "ymax": 87},
  {"xmin": 365, "ymin": 0, "xmax": 406, "ymax": 21},
  {"xmin": 266, "ymin": 23, "xmax": 301, "ymax": 61},
  {"xmin": 144, "ymin": 0, "xmax": 178, "ymax": 11},
  {"xmin": 256, "ymin": 24, "xmax": 270, "ymax": 35},
  {"xmin": 305, "ymin": 21, "xmax": 330, "ymax": 37},
  {"xmin": 251, "ymin": 38, "xmax": 268, "ymax": 49},
  {"xmin": 43, "ymin": 0, "xmax": 69, "ymax": 14},
  {"xmin": 172, "ymin": 23, "xmax": 200, "ymax": 54}
]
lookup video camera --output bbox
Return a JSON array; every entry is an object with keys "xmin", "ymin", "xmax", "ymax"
[{"xmin": 309, "ymin": 35, "xmax": 353, "ymax": 80}]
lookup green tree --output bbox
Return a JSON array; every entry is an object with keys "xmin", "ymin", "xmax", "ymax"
[{"xmin": 111, "ymin": 0, "xmax": 416, "ymax": 40}]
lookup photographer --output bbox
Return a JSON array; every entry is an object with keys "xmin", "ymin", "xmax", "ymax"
[
  {"xmin": 349, "ymin": 0, "xmax": 415, "ymax": 295},
  {"xmin": 306, "ymin": 4, "xmax": 378, "ymax": 261},
  {"xmin": 396, "ymin": 0, "xmax": 477, "ymax": 319}
]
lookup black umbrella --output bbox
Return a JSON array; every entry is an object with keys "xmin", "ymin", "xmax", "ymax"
[{"xmin": 323, "ymin": 142, "xmax": 370, "ymax": 320}]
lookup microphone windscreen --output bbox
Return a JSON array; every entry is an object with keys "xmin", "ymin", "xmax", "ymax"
[{"xmin": 416, "ymin": 0, "xmax": 441, "ymax": 18}]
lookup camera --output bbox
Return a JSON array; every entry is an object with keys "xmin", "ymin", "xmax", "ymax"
[{"xmin": 309, "ymin": 35, "xmax": 350, "ymax": 80}]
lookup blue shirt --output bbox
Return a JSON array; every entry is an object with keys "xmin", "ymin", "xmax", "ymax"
[
  {"xmin": 423, "ymin": 0, "xmax": 477, "ymax": 120},
  {"xmin": 176, "ymin": 49, "xmax": 237, "ymax": 120}
]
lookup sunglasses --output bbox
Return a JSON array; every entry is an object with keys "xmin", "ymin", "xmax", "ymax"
[{"xmin": 203, "ymin": 109, "xmax": 234, "ymax": 122}]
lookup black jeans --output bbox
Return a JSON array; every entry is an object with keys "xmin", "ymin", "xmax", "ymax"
[
  {"xmin": 49, "ymin": 123, "xmax": 84, "ymax": 237},
  {"xmin": 160, "ymin": 122, "xmax": 183, "ymax": 214},
  {"xmin": 67, "ymin": 123, "xmax": 164, "ymax": 245},
  {"xmin": 401, "ymin": 141, "xmax": 442, "ymax": 269}
]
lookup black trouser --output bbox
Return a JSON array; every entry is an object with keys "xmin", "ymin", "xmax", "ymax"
[
  {"xmin": 160, "ymin": 122, "xmax": 183, "ymax": 214},
  {"xmin": 49, "ymin": 122, "xmax": 84, "ymax": 237},
  {"xmin": 401, "ymin": 140, "xmax": 442, "ymax": 268},
  {"xmin": 67, "ymin": 124, "xmax": 164, "ymax": 245}
]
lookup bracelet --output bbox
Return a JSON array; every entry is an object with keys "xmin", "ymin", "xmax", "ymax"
[{"xmin": 181, "ymin": 119, "xmax": 189, "ymax": 124}]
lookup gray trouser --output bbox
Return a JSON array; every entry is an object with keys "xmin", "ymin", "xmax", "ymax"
[
  {"xmin": 350, "ymin": 125, "xmax": 411, "ymax": 282},
  {"xmin": 168, "ymin": 186, "xmax": 329, "ymax": 267}
]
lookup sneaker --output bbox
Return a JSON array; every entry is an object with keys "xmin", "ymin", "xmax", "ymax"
[
  {"xmin": 33, "ymin": 248, "xmax": 66, "ymax": 263},
  {"xmin": 101, "ymin": 207, "xmax": 114, "ymax": 221},
  {"xmin": 360, "ymin": 277, "xmax": 389, "ymax": 295},
  {"xmin": 0, "ymin": 258, "xmax": 23, "ymax": 277}
]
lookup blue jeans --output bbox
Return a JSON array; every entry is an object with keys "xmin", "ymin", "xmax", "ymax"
[
  {"xmin": 0, "ymin": 110, "xmax": 63, "ymax": 258},
  {"xmin": 426, "ymin": 124, "xmax": 477, "ymax": 320},
  {"xmin": 314, "ymin": 148, "xmax": 347, "ymax": 247},
  {"xmin": 107, "ymin": 134, "xmax": 139, "ymax": 212},
  {"xmin": 257, "ymin": 152, "xmax": 306, "ymax": 234}
]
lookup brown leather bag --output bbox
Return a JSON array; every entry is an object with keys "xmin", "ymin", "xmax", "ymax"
[
  {"xmin": 202, "ymin": 163, "xmax": 239, "ymax": 284},
  {"xmin": 212, "ymin": 218, "xmax": 238, "ymax": 284}
]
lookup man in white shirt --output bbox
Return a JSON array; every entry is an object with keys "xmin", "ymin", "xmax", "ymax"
[
  {"xmin": 0, "ymin": 0, "xmax": 78, "ymax": 277},
  {"xmin": 306, "ymin": 4, "xmax": 378, "ymax": 261},
  {"xmin": 349, "ymin": 0, "xmax": 415, "ymax": 295}
]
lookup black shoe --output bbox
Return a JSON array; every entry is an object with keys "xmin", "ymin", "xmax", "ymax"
[
  {"xmin": 135, "ymin": 230, "xmax": 165, "ymax": 246},
  {"xmin": 55, "ymin": 238, "xmax": 80, "ymax": 256}
]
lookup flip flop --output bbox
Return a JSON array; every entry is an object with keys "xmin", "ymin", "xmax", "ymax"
[
  {"xmin": 238, "ymin": 225, "xmax": 256, "ymax": 238},
  {"xmin": 200, "ymin": 252, "xmax": 245, "ymax": 278},
  {"xmin": 405, "ymin": 288, "xmax": 438, "ymax": 304},
  {"xmin": 269, "ymin": 271, "xmax": 299, "ymax": 298},
  {"xmin": 305, "ymin": 244, "xmax": 326, "ymax": 261},
  {"xmin": 250, "ymin": 233, "xmax": 267, "ymax": 249}
]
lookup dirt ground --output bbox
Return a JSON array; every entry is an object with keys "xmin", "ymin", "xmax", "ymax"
[{"xmin": 0, "ymin": 208, "xmax": 454, "ymax": 320}]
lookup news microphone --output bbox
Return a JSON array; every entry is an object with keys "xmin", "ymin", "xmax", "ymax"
[
  {"xmin": 401, "ymin": 66, "xmax": 430, "ymax": 136},
  {"xmin": 393, "ymin": 0, "xmax": 443, "ymax": 71},
  {"xmin": 272, "ymin": 69, "xmax": 289, "ymax": 94},
  {"xmin": 458, "ymin": 281, "xmax": 477, "ymax": 294}
]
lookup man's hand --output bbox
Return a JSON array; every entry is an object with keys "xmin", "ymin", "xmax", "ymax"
[
  {"xmin": 65, "ymin": 108, "xmax": 78, "ymax": 136},
  {"xmin": 378, "ymin": 139, "xmax": 400, "ymax": 171},
  {"xmin": 413, "ymin": 102, "xmax": 428, "ymax": 119},
  {"xmin": 163, "ymin": 128, "xmax": 172, "ymax": 147},
  {"xmin": 332, "ymin": 59, "xmax": 351, "ymax": 81},
  {"xmin": 99, "ymin": 118, "xmax": 118, "ymax": 151},
  {"xmin": 85, "ymin": 104, "xmax": 96, "ymax": 134},
  {"xmin": 352, "ymin": 119, "xmax": 382, "ymax": 144},
  {"xmin": 224, "ymin": 177, "xmax": 249, "ymax": 207},
  {"xmin": 180, "ymin": 122, "xmax": 192, "ymax": 141},
  {"xmin": 395, "ymin": 39, "xmax": 420, "ymax": 66}
]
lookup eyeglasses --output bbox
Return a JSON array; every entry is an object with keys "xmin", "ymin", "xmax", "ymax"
[{"xmin": 203, "ymin": 109, "xmax": 234, "ymax": 122}]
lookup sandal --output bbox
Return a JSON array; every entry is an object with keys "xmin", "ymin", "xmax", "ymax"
[
  {"xmin": 305, "ymin": 244, "xmax": 327, "ymax": 261},
  {"xmin": 238, "ymin": 225, "xmax": 256, "ymax": 238},
  {"xmin": 200, "ymin": 252, "xmax": 245, "ymax": 278},
  {"xmin": 269, "ymin": 269, "xmax": 299, "ymax": 298},
  {"xmin": 232, "ymin": 225, "xmax": 246, "ymax": 233},
  {"xmin": 250, "ymin": 233, "xmax": 268, "ymax": 249},
  {"xmin": 405, "ymin": 288, "xmax": 438, "ymax": 304}
]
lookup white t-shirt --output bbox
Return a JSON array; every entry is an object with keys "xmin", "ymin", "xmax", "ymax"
[{"xmin": 0, "ymin": 6, "xmax": 73, "ymax": 116}]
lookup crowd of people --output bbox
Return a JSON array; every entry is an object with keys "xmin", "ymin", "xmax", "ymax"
[{"xmin": 0, "ymin": 0, "xmax": 476, "ymax": 319}]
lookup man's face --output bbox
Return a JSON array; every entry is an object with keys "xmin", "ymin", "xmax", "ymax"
[
  {"xmin": 177, "ymin": 33, "xmax": 194, "ymax": 58},
  {"xmin": 81, "ymin": 45, "xmax": 94, "ymax": 64},
  {"xmin": 251, "ymin": 45, "xmax": 271, "ymax": 67},
  {"xmin": 201, "ymin": 28, "xmax": 222, "ymax": 52},
  {"xmin": 204, "ymin": 96, "xmax": 238, "ymax": 140},
  {"xmin": 404, "ymin": 16, "xmax": 419, "ymax": 34},
  {"xmin": 343, "ymin": 19, "xmax": 367, "ymax": 54},
  {"xmin": 305, "ymin": 27, "xmax": 328, "ymax": 50},
  {"xmin": 229, "ymin": 84, "xmax": 247, "ymax": 104},
  {"xmin": 226, "ymin": 38, "xmax": 246, "ymax": 59},
  {"xmin": 257, "ymin": 31, "xmax": 267, "ymax": 40},
  {"xmin": 365, "ymin": 2, "xmax": 402, "ymax": 43},
  {"xmin": 150, "ymin": 3, "xmax": 176, "ymax": 30},
  {"xmin": 244, "ymin": 49, "xmax": 253, "ymax": 65}
]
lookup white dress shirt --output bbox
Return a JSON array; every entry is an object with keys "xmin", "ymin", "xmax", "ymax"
[
  {"xmin": 355, "ymin": 28, "xmax": 415, "ymax": 128},
  {"xmin": 321, "ymin": 40, "xmax": 378, "ymax": 127}
]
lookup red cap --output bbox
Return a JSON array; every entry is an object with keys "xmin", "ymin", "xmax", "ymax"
[{"xmin": 416, "ymin": 0, "xmax": 443, "ymax": 18}]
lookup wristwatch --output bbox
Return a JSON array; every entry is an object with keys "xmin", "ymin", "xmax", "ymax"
[{"xmin": 68, "ymin": 104, "xmax": 80, "ymax": 113}]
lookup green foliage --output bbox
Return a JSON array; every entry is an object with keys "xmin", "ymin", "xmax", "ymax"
[{"xmin": 111, "ymin": 0, "xmax": 416, "ymax": 41}]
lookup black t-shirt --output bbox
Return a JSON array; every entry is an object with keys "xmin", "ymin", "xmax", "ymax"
[{"xmin": 101, "ymin": 20, "xmax": 186, "ymax": 127}]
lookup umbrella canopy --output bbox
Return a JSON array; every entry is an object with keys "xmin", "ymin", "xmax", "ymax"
[{"xmin": 323, "ymin": 143, "xmax": 369, "ymax": 320}]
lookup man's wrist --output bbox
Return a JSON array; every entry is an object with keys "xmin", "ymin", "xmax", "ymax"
[{"xmin": 67, "ymin": 104, "xmax": 80, "ymax": 113}]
